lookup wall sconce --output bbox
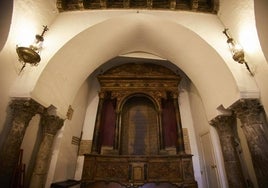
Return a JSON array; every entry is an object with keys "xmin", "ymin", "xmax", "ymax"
[
  {"xmin": 223, "ymin": 28, "xmax": 254, "ymax": 76},
  {"xmin": 16, "ymin": 25, "xmax": 49, "ymax": 73}
]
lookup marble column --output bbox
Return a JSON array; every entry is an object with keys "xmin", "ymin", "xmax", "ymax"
[
  {"xmin": 172, "ymin": 92, "xmax": 185, "ymax": 154},
  {"xmin": 0, "ymin": 99, "xmax": 42, "ymax": 187},
  {"xmin": 29, "ymin": 109, "xmax": 64, "ymax": 188},
  {"xmin": 229, "ymin": 99, "xmax": 268, "ymax": 188},
  {"xmin": 91, "ymin": 91, "xmax": 106, "ymax": 154},
  {"xmin": 114, "ymin": 110, "xmax": 120, "ymax": 151},
  {"xmin": 158, "ymin": 109, "xmax": 165, "ymax": 150},
  {"xmin": 210, "ymin": 115, "xmax": 246, "ymax": 188}
]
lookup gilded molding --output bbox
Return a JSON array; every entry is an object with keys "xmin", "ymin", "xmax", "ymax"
[
  {"xmin": 98, "ymin": 63, "xmax": 181, "ymax": 112},
  {"xmin": 82, "ymin": 154, "xmax": 197, "ymax": 187}
]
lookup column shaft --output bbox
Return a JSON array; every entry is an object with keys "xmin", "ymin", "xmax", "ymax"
[
  {"xmin": 172, "ymin": 93, "xmax": 185, "ymax": 154},
  {"xmin": 0, "ymin": 99, "xmax": 41, "ymax": 187},
  {"xmin": 114, "ymin": 110, "xmax": 120, "ymax": 150},
  {"xmin": 230, "ymin": 99, "xmax": 268, "ymax": 188},
  {"xmin": 29, "ymin": 112, "xmax": 64, "ymax": 188},
  {"xmin": 91, "ymin": 91, "xmax": 105, "ymax": 153},
  {"xmin": 158, "ymin": 110, "xmax": 164, "ymax": 150},
  {"xmin": 210, "ymin": 115, "xmax": 246, "ymax": 188}
]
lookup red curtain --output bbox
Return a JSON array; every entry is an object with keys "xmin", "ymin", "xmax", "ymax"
[
  {"xmin": 100, "ymin": 99, "xmax": 116, "ymax": 147},
  {"xmin": 161, "ymin": 98, "xmax": 178, "ymax": 147}
]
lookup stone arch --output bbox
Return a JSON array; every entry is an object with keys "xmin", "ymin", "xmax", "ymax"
[
  {"xmin": 31, "ymin": 13, "xmax": 239, "ymax": 120},
  {"xmin": 120, "ymin": 95, "xmax": 159, "ymax": 155}
]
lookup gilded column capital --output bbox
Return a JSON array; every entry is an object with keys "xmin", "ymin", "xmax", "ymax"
[
  {"xmin": 10, "ymin": 98, "xmax": 43, "ymax": 125},
  {"xmin": 150, "ymin": 90, "xmax": 164, "ymax": 110},
  {"xmin": 123, "ymin": 0, "xmax": 130, "ymax": 8},
  {"xmin": 171, "ymin": 91, "xmax": 179, "ymax": 99},
  {"xmin": 111, "ymin": 90, "xmax": 130, "ymax": 111},
  {"xmin": 151, "ymin": 91, "xmax": 163, "ymax": 99},
  {"xmin": 147, "ymin": 0, "xmax": 152, "ymax": 9},
  {"xmin": 98, "ymin": 91, "xmax": 106, "ymax": 99},
  {"xmin": 170, "ymin": 0, "xmax": 176, "ymax": 9},
  {"xmin": 100, "ymin": 0, "xmax": 107, "ymax": 8},
  {"xmin": 111, "ymin": 91, "xmax": 124, "ymax": 101}
]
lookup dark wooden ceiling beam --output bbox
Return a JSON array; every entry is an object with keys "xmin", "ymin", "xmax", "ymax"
[{"xmin": 56, "ymin": 0, "xmax": 217, "ymax": 13}]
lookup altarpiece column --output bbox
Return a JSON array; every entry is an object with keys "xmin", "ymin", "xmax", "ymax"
[
  {"xmin": 172, "ymin": 92, "xmax": 185, "ymax": 154},
  {"xmin": 91, "ymin": 91, "xmax": 106, "ymax": 154}
]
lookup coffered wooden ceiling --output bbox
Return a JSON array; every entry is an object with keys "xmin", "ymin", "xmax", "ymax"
[{"xmin": 57, "ymin": 0, "xmax": 218, "ymax": 13}]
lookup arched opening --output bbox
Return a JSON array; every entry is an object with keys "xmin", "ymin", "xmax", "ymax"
[
  {"xmin": 120, "ymin": 95, "xmax": 159, "ymax": 155},
  {"xmin": 30, "ymin": 13, "xmax": 239, "ymax": 121},
  {"xmin": 82, "ymin": 62, "xmax": 197, "ymax": 187}
]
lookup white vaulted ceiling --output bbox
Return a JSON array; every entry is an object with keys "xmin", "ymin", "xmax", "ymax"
[
  {"xmin": 3, "ymin": 0, "xmax": 267, "ymax": 121},
  {"xmin": 30, "ymin": 12, "xmax": 240, "ymax": 119}
]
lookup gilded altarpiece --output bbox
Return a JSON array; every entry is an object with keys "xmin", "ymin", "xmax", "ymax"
[{"xmin": 82, "ymin": 63, "xmax": 197, "ymax": 188}]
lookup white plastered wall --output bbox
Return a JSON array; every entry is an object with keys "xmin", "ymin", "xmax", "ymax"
[
  {"xmin": 74, "ymin": 76, "xmax": 100, "ymax": 181},
  {"xmin": 5, "ymin": 2, "xmax": 263, "ymax": 125},
  {"xmin": 0, "ymin": 0, "xmax": 265, "ymax": 142},
  {"xmin": 188, "ymin": 83, "xmax": 228, "ymax": 188},
  {"xmin": 0, "ymin": 0, "xmax": 58, "ymax": 134},
  {"xmin": 218, "ymin": 0, "xmax": 268, "ymax": 113},
  {"xmin": 45, "ymin": 81, "xmax": 89, "ymax": 187},
  {"xmin": 179, "ymin": 88, "xmax": 204, "ymax": 188}
]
